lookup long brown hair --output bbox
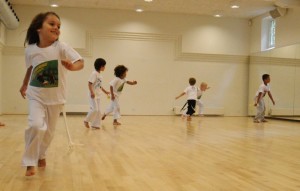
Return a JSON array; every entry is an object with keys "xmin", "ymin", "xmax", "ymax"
[{"xmin": 24, "ymin": 12, "xmax": 60, "ymax": 46}]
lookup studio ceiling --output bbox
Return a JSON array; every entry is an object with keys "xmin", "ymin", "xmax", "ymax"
[{"xmin": 9, "ymin": 0, "xmax": 298, "ymax": 19}]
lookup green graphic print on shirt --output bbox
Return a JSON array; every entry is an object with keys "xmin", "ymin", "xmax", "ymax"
[
  {"xmin": 117, "ymin": 82, "xmax": 125, "ymax": 92},
  {"xmin": 30, "ymin": 60, "xmax": 58, "ymax": 88}
]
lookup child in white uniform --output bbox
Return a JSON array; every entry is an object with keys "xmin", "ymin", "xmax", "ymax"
[
  {"xmin": 197, "ymin": 82, "xmax": 210, "ymax": 116},
  {"xmin": 84, "ymin": 58, "xmax": 109, "ymax": 129},
  {"xmin": 19, "ymin": 12, "xmax": 84, "ymax": 176},
  {"xmin": 175, "ymin": 78, "xmax": 197, "ymax": 121},
  {"xmin": 102, "ymin": 65, "xmax": 137, "ymax": 125},
  {"xmin": 254, "ymin": 74, "xmax": 275, "ymax": 123}
]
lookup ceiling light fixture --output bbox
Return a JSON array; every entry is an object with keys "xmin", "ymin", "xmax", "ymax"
[
  {"xmin": 135, "ymin": 8, "xmax": 144, "ymax": 12},
  {"xmin": 144, "ymin": 0, "xmax": 153, "ymax": 2},
  {"xmin": 213, "ymin": 10, "xmax": 223, "ymax": 17},
  {"xmin": 231, "ymin": 4, "xmax": 240, "ymax": 8},
  {"xmin": 230, "ymin": 0, "xmax": 240, "ymax": 8},
  {"xmin": 49, "ymin": 0, "xmax": 59, "ymax": 7}
]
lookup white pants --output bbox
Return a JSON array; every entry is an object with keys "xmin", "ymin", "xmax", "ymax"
[
  {"xmin": 22, "ymin": 99, "xmax": 62, "ymax": 166},
  {"xmin": 254, "ymin": 98, "xmax": 265, "ymax": 121},
  {"xmin": 104, "ymin": 97, "xmax": 120, "ymax": 120},
  {"xmin": 197, "ymin": 99, "xmax": 204, "ymax": 115},
  {"xmin": 85, "ymin": 97, "xmax": 101, "ymax": 128}
]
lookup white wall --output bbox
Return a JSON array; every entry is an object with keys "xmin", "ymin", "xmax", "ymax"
[
  {"xmin": 2, "ymin": 5, "xmax": 251, "ymax": 116},
  {"xmin": 0, "ymin": 47, "xmax": 2, "ymax": 115},
  {"xmin": 0, "ymin": 22, "xmax": 5, "ymax": 115},
  {"xmin": 250, "ymin": 7, "xmax": 300, "ymax": 53},
  {"xmin": 249, "ymin": 7, "xmax": 300, "ymax": 116}
]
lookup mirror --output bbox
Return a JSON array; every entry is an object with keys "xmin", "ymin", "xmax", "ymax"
[{"xmin": 249, "ymin": 44, "xmax": 300, "ymax": 120}]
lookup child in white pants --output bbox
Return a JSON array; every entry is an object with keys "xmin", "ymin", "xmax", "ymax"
[
  {"xmin": 84, "ymin": 58, "xmax": 109, "ymax": 129},
  {"xmin": 254, "ymin": 74, "xmax": 275, "ymax": 123},
  {"xmin": 197, "ymin": 82, "xmax": 210, "ymax": 116},
  {"xmin": 102, "ymin": 65, "xmax": 137, "ymax": 125},
  {"xmin": 19, "ymin": 12, "xmax": 84, "ymax": 176}
]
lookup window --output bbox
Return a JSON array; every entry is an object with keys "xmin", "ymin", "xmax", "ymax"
[{"xmin": 261, "ymin": 16, "xmax": 276, "ymax": 51}]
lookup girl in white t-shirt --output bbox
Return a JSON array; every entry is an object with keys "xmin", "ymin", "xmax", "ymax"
[
  {"xmin": 19, "ymin": 12, "xmax": 84, "ymax": 176},
  {"xmin": 101, "ymin": 65, "xmax": 137, "ymax": 125},
  {"xmin": 175, "ymin": 78, "xmax": 197, "ymax": 121},
  {"xmin": 84, "ymin": 58, "xmax": 110, "ymax": 129}
]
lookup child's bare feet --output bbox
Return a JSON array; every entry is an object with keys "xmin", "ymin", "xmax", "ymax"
[
  {"xmin": 187, "ymin": 116, "xmax": 192, "ymax": 121},
  {"xmin": 101, "ymin": 114, "xmax": 106, "ymax": 120},
  {"xmin": 84, "ymin": 121, "xmax": 90, "ymax": 128},
  {"xmin": 38, "ymin": 159, "xmax": 46, "ymax": 167},
  {"xmin": 25, "ymin": 166, "xmax": 35, "ymax": 176},
  {"xmin": 91, "ymin": 126, "xmax": 100, "ymax": 130},
  {"xmin": 113, "ymin": 121, "xmax": 121, "ymax": 125}
]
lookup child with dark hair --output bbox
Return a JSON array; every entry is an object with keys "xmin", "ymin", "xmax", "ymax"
[
  {"xmin": 101, "ymin": 65, "xmax": 137, "ymax": 125},
  {"xmin": 175, "ymin": 77, "xmax": 198, "ymax": 121},
  {"xmin": 254, "ymin": 74, "xmax": 275, "ymax": 123},
  {"xmin": 84, "ymin": 58, "xmax": 110, "ymax": 129},
  {"xmin": 19, "ymin": 12, "xmax": 84, "ymax": 176}
]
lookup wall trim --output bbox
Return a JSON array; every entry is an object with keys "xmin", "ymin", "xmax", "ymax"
[
  {"xmin": 3, "ymin": 31, "xmax": 249, "ymax": 64},
  {"xmin": 250, "ymin": 56, "xmax": 300, "ymax": 66}
]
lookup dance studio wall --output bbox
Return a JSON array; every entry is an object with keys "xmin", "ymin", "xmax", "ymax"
[
  {"xmin": 2, "ymin": 5, "xmax": 250, "ymax": 116},
  {"xmin": 250, "ymin": 7, "xmax": 300, "ymax": 53},
  {"xmin": 0, "ymin": 44, "xmax": 2, "ymax": 115},
  {"xmin": 249, "ymin": 7, "xmax": 300, "ymax": 116},
  {"xmin": 0, "ymin": 22, "xmax": 5, "ymax": 114}
]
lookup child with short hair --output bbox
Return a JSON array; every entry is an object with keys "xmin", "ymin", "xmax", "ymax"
[
  {"xmin": 19, "ymin": 12, "xmax": 84, "ymax": 176},
  {"xmin": 101, "ymin": 65, "xmax": 137, "ymax": 125},
  {"xmin": 84, "ymin": 58, "xmax": 110, "ymax": 129},
  {"xmin": 254, "ymin": 74, "xmax": 275, "ymax": 123},
  {"xmin": 197, "ymin": 82, "xmax": 210, "ymax": 116},
  {"xmin": 175, "ymin": 78, "xmax": 197, "ymax": 121}
]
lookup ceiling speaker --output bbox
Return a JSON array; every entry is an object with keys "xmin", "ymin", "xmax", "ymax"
[{"xmin": 269, "ymin": 7, "xmax": 287, "ymax": 19}]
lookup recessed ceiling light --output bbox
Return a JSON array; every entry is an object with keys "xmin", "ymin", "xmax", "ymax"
[
  {"xmin": 135, "ymin": 8, "xmax": 144, "ymax": 12},
  {"xmin": 144, "ymin": 0, "xmax": 153, "ymax": 2},
  {"xmin": 213, "ymin": 10, "xmax": 223, "ymax": 17},
  {"xmin": 231, "ymin": 5, "xmax": 240, "ymax": 8},
  {"xmin": 49, "ymin": 0, "xmax": 59, "ymax": 7},
  {"xmin": 230, "ymin": 0, "xmax": 240, "ymax": 9}
]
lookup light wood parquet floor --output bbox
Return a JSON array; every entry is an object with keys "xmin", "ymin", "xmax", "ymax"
[{"xmin": 0, "ymin": 115, "xmax": 300, "ymax": 191}]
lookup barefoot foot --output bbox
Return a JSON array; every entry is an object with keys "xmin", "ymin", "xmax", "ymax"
[
  {"xmin": 38, "ymin": 159, "xmax": 46, "ymax": 167},
  {"xmin": 113, "ymin": 121, "xmax": 121, "ymax": 125},
  {"xmin": 84, "ymin": 121, "xmax": 90, "ymax": 128},
  {"xmin": 25, "ymin": 166, "xmax": 35, "ymax": 176}
]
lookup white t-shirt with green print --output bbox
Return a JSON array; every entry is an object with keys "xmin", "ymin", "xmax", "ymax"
[{"xmin": 109, "ymin": 77, "xmax": 127, "ymax": 97}]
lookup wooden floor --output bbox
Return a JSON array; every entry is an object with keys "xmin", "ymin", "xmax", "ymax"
[{"xmin": 0, "ymin": 115, "xmax": 300, "ymax": 191}]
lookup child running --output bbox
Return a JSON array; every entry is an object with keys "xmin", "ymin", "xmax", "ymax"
[
  {"xmin": 84, "ymin": 58, "xmax": 110, "ymax": 129},
  {"xmin": 19, "ymin": 12, "xmax": 84, "ymax": 176},
  {"xmin": 175, "ymin": 78, "xmax": 197, "ymax": 121},
  {"xmin": 101, "ymin": 65, "xmax": 137, "ymax": 125}
]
